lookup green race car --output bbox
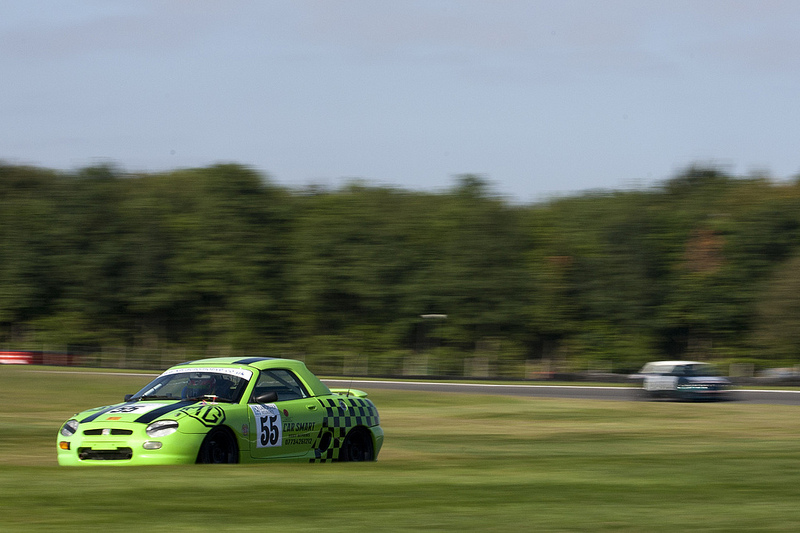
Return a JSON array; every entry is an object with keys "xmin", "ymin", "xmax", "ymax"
[{"xmin": 57, "ymin": 357, "xmax": 383, "ymax": 465}]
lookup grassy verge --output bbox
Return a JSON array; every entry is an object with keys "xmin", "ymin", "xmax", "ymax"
[{"xmin": 2, "ymin": 366, "xmax": 800, "ymax": 531}]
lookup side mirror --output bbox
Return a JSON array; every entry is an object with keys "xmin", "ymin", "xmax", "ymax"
[
  {"xmin": 124, "ymin": 394, "xmax": 133, "ymax": 402},
  {"xmin": 254, "ymin": 391, "xmax": 278, "ymax": 404}
]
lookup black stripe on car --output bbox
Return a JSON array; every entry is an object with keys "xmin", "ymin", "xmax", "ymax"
[
  {"xmin": 134, "ymin": 401, "xmax": 198, "ymax": 424},
  {"xmin": 233, "ymin": 357, "xmax": 275, "ymax": 365},
  {"xmin": 79, "ymin": 403, "xmax": 137, "ymax": 423}
]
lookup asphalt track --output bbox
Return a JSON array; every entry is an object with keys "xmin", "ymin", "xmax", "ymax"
[
  {"xmin": 323, "ymin": 379, "xmax": 800, "ymax": 405},
  {"xmin": 30, "ymin": 370, "xmax": 800, "ymax": 405}
]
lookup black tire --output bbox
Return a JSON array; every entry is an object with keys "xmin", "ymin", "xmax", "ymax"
[
  {"xmin": 339, "ymin": 428, "xmax": 374, "ymax": 462},
  {"xmin": 633, "ymin": 387, "xmax": 652, "ymax": 401},
  {"xmin": 196, "ymin": 427, "xmax": 239, "ymax": 464}
]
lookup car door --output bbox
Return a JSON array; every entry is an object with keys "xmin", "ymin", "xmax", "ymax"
[
  {"xmin": 644, "ymin": 365, "xmax": 679, "ymax": 393},
  {"xmin": 247, "ymin": 369, "xmax": 323, "ymax": 459}
]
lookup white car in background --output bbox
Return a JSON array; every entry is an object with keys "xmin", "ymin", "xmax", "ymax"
[{"xmin": 631, "ymin": 360, "xmax": 732, "ymax": 401}]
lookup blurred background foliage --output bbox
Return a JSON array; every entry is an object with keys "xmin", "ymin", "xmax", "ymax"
[{"xmin": 2, "ymin": 162, "xmax": 800, "ymax": 375}]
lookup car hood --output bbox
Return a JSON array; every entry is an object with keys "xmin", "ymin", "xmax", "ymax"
[{"xmin": 75, "ymin": 399, "xmax": 213, "ymax": 425}]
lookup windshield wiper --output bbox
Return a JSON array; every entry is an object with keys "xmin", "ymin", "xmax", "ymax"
[{"xmin": 137, "ymin": 394, "xmax": 176, "ymax": 401}]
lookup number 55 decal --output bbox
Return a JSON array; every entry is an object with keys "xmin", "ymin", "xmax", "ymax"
[{"xmin": 250, "ymin": 404, "xmax": 282, "ymax": 448}]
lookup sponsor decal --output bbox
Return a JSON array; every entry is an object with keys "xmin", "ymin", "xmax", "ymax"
[
  {"xmin": 176, "ymin": 405, "xmax": 226, "ymax": 427},
  {"xmin": 250, "ymin": 404, "xmax": 282, "ymax": 448},
  {"xmin": 283, "ymin": 421, "xmax": 316, "ymax": 432},
  {"xmin": 284, "ymin": 437, "xmax": 313, "ymax": 446},
  {"xmin": 161, "ymin": 366, "xmax": 253, "ymax": 380},
  {"xmin": 107, "ymin": 403, "xmax": 167, "ymax": 415}
]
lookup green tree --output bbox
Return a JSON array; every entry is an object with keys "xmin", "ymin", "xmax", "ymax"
[
  {"xmin": 752, "ymin": 254, "xmax": 800, "ymax": 361},
  {"xmin": 0, "ymin": 164, "xmax": 63, "ymax": 342}
]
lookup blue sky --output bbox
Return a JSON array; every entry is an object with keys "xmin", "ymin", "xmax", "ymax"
[{"xmin": 2, "ymin": 1, "xmax": 799, "ymax": 203}]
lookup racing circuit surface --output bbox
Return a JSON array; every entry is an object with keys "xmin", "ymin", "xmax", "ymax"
[
  {"xmin": 323, "ymin": 379, "xmax": 800, "ymax": 405},
  {"xmin": 29, "ymin": 370, "xmax": 800, "ymax": 404}
]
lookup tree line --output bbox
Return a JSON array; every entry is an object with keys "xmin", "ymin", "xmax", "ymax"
[{"xmin": 2, "ymin": 162, "xmax": 800, "ymax": 375}]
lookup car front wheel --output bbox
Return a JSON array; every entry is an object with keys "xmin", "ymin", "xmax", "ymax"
[{"xmin": 197, "ymin": 427, "xmax": 239, "ymax": 464}]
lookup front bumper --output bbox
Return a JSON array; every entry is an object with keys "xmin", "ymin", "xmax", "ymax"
[
  {"xmin": 370, "ymin": 425, "xmax": 385, "ymax": 459},
  {"xmin": 57, "ymin": 422, "xmax": 207, "ymax": 466},
  {"xmin": 675, "ymin": 384, "xmax": 730, "ymax": 401}
]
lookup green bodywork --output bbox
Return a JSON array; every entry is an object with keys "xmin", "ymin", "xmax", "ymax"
[{"xmin": 56, "ymin": 357, "xmax": 383, "ymax": 465}]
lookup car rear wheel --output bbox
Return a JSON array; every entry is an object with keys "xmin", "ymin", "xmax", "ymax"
[
  {"xmin": 197, "ymin": 427, "xmax": 239, "ymax": 464},
  {"xmin": 339, "ymin": 428, "xmax": 374, "ymax": 462}
]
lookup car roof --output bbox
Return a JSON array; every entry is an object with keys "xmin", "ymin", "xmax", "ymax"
[
  {"xmin": 170, "ymin": 356, "xmax": 331, "ymax": 395},
  {"xmin": 639, "ymin": 360, "xmax": 713, "ymax": 373},
  {"xmin": 174, "ymin": 356, "xmax": 300, "ymax": 370},
  {"xmin": 646, "ymin": 360, "xmax": 708, "ymax": 366}
]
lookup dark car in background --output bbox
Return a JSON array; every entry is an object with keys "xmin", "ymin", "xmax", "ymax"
[{"xmin": 631, "ymin": 360, "xmax": 732, "ymax": 401}]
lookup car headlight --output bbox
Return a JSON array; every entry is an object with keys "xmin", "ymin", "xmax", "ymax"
[
  {"xmin": 146, "ymin": 420, "xmax": 179, "ymax": 438},
  {"xmin": 60, "ymin": 419, "xmax": 79, "ymax": 437}
]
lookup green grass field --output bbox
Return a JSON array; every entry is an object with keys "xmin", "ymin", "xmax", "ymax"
[{"xmin": 2, "ymin": 366, "xmax": 800, "ymax": 531}]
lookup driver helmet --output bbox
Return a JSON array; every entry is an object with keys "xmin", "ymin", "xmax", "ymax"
[{"xmin": 185, "ymin": 375, "xmax": 216, "ymax": 398}]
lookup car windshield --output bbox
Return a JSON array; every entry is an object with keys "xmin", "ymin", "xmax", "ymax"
[
  {"xmin": 129, "ymin": 367, "xmax": 253, "ymax": 403},
  {"xmin": 640, "ymin": 362, "xmax": 721, "ymax": 377},
  {"xmin": 679, "ymin": 364, "xmax": 720, "ymax": 377}
]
